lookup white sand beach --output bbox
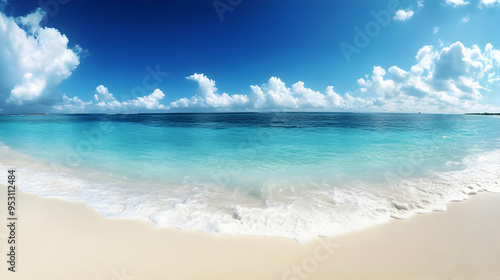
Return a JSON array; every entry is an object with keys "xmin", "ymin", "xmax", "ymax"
[{"xmin": 0, "ymin": 189, "xmax": 499, "ymax": 280}]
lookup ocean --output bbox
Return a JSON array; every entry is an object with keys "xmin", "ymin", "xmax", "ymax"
[{"xmin": 1, "ymin": 113, "xmax": 499, "ymax": 242}]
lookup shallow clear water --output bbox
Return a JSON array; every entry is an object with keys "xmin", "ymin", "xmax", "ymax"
[{"xmin": 1, "ymin": 113, "xmax": 499, "ymax": 242}]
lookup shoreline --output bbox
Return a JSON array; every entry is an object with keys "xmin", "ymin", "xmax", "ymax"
[
  {"xmin": 0, "ymin": 189, "xmax": 499, "ymax": 279},
  {"xmin": 4, "ymin": 142, "xmax": 499, "ymax": 243}
]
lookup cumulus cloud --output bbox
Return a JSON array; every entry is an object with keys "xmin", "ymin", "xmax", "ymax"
[
  {"xmin": 461, "ymin": 16, "xmax": 469, "ymax": 22},
  {"xmin": 94, "ymin": 85, "xmax": 116, "ymax": 103},
  {"xmin": 434, "ymin": 26, "xmax": 439, "ymax": 34},
  {"xmin": 356, "ymin": 42, "xmax": 499, "ymax": 112},
  {"xmin": 127, "ymin": 89, "xmax": 165, "ymax": 109},
  {"xmin": 168, "ymin": 74, "xmax": 367, "ymax": 112},
  {"xmin": 53, "ymin": 95, "xmax": 92, "ymax": 112},
  {"xmin": 445, "ymin": 0, "xmax": 470, "ymax": 6},
  {"xmin": 165, "ymin": 41, "xmax": 500, "ymax": 113},
  {"xmin": 0, "ymin": 8, "xmax": 80, "ymax": 108},
  {"xmin": 54, "ymin": 85, "xmax": 166, "ymax": 113},
  {"xmin": 480, "ymin": 0, "xmax": 500, "ymax": 6},
  {"xmin": 248, "ymin": 78, "xmax": 351, "ymax": 110},
  {"xmin": 169, "ymin": 73, "xmax": 248, "ymax": 109},
  {"xmin": 393, "ymin": 9, "xmax": 414, "ymax": 21}
]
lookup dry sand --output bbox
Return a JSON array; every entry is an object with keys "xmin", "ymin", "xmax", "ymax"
[{"xmin": 1, "ymin": 189, "xmax": 499, "ymax": 280}]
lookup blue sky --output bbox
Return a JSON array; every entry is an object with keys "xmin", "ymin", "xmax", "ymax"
[{"xmin": 0, "ymin": 0, "xmax": 499, "ymax": 113}]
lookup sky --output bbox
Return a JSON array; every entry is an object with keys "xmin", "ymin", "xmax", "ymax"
[{"xmin": 0, "ymin": 0, "xmax": 499, "ymax": 114}]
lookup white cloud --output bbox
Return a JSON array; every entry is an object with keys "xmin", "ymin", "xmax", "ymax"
[
  {"xmin": 356, "ymin": 42, "xmax": 499, "ymax": 112},
  {"xmin": 169, "ymin": 73, "xmax": 248, "ymax": 109},
  {"xmin": 480, "ymin": 0, "xmax": 500, "ymax": 6},
  {"xmin": 249, "ymin": 77, "xmax": 374, "ymax": 110},
  {"xmin": 0, "ymin": 8, "xmax": 80, "ymax": 106},
  {"xmin": 358, "ymin": 66, "xmax": 396, "ymax": 96},
  {"xmin": 249, "ymin": 78, "xmax": 344, "ymax": 109},
  {"xmin": 93, "ymin": 85, "xmax": 122, "ymax": 109},
  {"xmin": 53, "ymin": 95, "xmax": 92, "ymax": 112},
  {"xmin": 488, "ymin": 44, "xmax": 500, "ymax": 67},
  {"xmin": 438, "ymin": 39, "xmax": 444, "ymax": 48},
  {"xmin": 393, "ymin": 9, "xmax": 414, "ymax": 21},
  {"xmin": 56, "ymin": 85, "xmax": 166, "ymax": 112},
  {"xmin": 15, "ymin": 9, "xmax": 45, "ymax": 33},
  {"xmin": 487, "ymin": 72, "xmax": 500, "ymax": 84},
  {"xmin": 128, "ymin": 89, "xmax": 165, "ymax": 109},
  {"xmin": 168, "ymin": 75, "xmax": 362, "ymax": 112},
  {"xmin": 94, "ymin": 85, "xmax": 165, "ymax": 110},
  {"xmin": 165, "ymin": 42, "xmax": 500, "ymax": 113},
  {"xmin": 417, "ymin": 0, "xmax": 424, "ymax": 7},
  {"xmin": 94, "ymin": 85, "xmax": 116, "ymax": 103},
  {"xmin": 434, "ymin": 26, "xmax": 439, "ymax": 34},
  {"xmin": 445, "ymin": 0, "xmax": 470, "ymax": 6},
  {"xmin": 461, "ymin": 16, "xmax": 469, "ymax": 23}
]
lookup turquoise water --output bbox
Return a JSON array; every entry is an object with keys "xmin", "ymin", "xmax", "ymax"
[{"xmin": 0, "ymin": 113, "xmax": 499, "ymax": 241}]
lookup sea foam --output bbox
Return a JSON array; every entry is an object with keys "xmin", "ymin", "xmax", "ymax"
[{"xmin": 2, "ymin": 144, "xmax": 499, "ymax": 243}]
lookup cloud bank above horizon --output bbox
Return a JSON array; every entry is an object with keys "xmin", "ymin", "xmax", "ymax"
[{"xmin": 62, "ymin": 41, "xmax": 500, "ymax": 114}]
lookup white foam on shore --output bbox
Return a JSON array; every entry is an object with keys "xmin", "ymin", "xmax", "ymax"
[{"xmin": 1, "ymin": 143, "xmax": 499, "ymax": 243}]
